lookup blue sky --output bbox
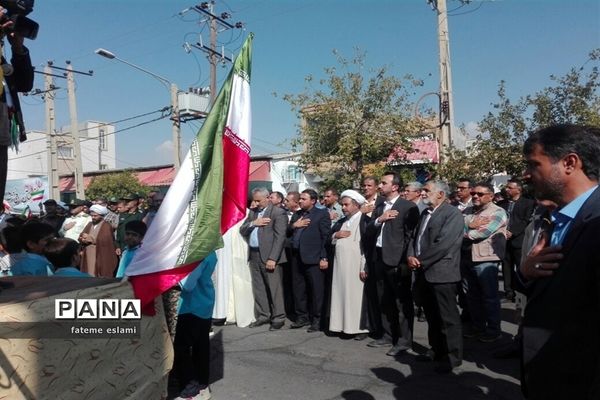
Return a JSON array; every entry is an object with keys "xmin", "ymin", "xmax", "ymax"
[{"xmin": 18, "ymin": 0, "xmax": 600, "ymax": 168}]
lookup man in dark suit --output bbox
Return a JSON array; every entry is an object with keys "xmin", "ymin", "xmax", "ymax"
[
  {"xmin": 407, "ymin": 180, "xmax": 464, "ymax": 373},
  {"xmin": 359, "ymin": 176, "xmax": 386, "ymax": 338},
  {"xmin": 288, "ymin": 188, "xmax": 331, "ymax": 332},
  {"xmin": 366, "ymin": 172, "xmax": 420, "ymax": 356},
  {"xmin": 498, "ymin": 178, "xmax": 535, "ymax": 301},
  {"xmin": 240, "ymin": 187, "xmax": 289, "ymax": 330},
  {"xmin": 518, "ymin": 124, "xmax": 600, "ymax": 399}
]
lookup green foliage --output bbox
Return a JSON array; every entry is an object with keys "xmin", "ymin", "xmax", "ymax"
[
  {"xmin": 438, "ymin": 49, "xmax": 600, "ymax": 183},
  {"xmin": 283, "ymin": 50, "xmax": 429, "ymax": 189},
  {"xmin": 85, "ymin": 171, "xmax": 149, "ymax": 201}
]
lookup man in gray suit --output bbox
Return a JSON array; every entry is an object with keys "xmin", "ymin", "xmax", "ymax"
[
  {"xmin": 240, "ymin": 187, "xmax": 288, "ymax": 330},
  {"xmin": 408, "ymin": 180, "xmax": 464, "ymax": 373}
]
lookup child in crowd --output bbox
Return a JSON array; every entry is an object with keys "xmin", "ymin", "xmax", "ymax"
[
  {"xmin": 44, "ymin": 238, "xmax": 90, "ymax": 277},
  {"xmin": 173, "ymin": 253, "xmax": 218, "ymax": 400},
  {"xmin": 115, "ymin": 220, "xmax": 147, "ymax": 278},
  {"xmin": 1, "ymin": 222, "xmax": 55, "ymax": 276}
]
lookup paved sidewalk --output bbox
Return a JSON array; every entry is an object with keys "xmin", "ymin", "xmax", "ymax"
[{"xmin": 202, "ymin": 300, "xmax": 523, "ymax": 400}]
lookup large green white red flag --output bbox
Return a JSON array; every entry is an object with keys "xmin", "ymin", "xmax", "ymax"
[{"xmin": 125, "ymin": 34, "xmax": 253, "ymax": 313}]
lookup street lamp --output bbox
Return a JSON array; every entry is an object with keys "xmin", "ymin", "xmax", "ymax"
[{"xmin": 95, "ymin": 48, "xmax": 181, "ymax": 170}]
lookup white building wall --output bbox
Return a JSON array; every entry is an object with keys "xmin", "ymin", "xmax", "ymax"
[
  {"xmin": 270, "ymin": 159, "xmax": 320, "ymax": 194},
  {"xmin": 7, "ymin": 130, "xmax": 48, "ymax": 180},
  {"xmin": 7, "ymin": 121, "xmax": 116, "ymax": 180}
]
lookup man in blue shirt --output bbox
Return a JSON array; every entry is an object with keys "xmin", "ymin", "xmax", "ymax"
[{"xmin": 518, "ymin": 124, "xmax": 600, "ymax": 400}]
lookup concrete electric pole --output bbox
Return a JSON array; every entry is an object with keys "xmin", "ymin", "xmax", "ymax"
[
  {"xmin": 189, "ymin": 2, "xmax": 242, "ymax": 104},
  {"xmin": 65, "ymin": 63, "xmax": 85, "ymax": 199},
  {"xmin": 430, "ymin": 0, "xmax": 456, "ymax": 155},
  {"xmin": 43, "ymin": 63, "xmax": 59, "ymax": 199}
]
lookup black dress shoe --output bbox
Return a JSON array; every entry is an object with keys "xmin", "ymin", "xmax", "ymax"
[
  {"xmin": 307, "ymin": 323, "xmax": 321, "ymax": 333},
  {"xmin": 354, "ymin": 333, "xmax": 369, "ymax": 341},
  {"xmin": 290, "ymin": 320, "xmax": 310, "ymax": 329},
  {"xmin": 248, "ymin": 319, "xmax": 269, "ymax": 328},
  {"xmin": 269, "ymin": 322, "xmax": 284, "ymax": 331}
]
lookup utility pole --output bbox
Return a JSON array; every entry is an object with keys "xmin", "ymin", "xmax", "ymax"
[
  {"xmin": 430, "ymin": 0, "xmax": 456, "ymax": 158},
  {"xmin": 189, "ymin": 1, "xmax": 242, "ymax": 104},
  {"xmin": 209, "ymin": 2, "xmax": 217, "ymax": 104},
  {"xmin": 65, "ymin": 63, "xmax": 85, "ymax": 199},
  {"xmin": 56, "ymin": 62, "xmax": 93, "ymax": 199},
  {"xmin": 43, "ymin": 63, "xmax": 59, "ymax": 199}
]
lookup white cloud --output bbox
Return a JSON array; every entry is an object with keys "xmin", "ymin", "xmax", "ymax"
[{"xmin": 153, "ymin": 140, "xmax": 175, "ymax": 165}]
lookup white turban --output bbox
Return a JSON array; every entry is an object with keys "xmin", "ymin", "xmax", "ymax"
[
  {"xmin": 340, "ymin": 190, "xmax": 366, "ymax": 205},
  {"xmin": 89, "ymin": 204, "xmax": 109, "ymax": 216}
]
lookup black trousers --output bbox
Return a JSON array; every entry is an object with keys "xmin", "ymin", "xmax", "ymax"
[
  {"xmin": 502, "ymin": 241, "xmax": 522, "ymax": 296},
  {"xmin": 374, "ymin": 248, "xmax": 414, "ymax": 347},
  {"xmin": 415, "ymin": 274, "xmax": 463, "ymax": 367},
  {"xmin": 173, "ymin": 314, "xmax": 211, "ymax": 387},
  {"xmin": 290, "ymin": 249, "xmax": 324, "ymax": 325},
  {"xmin": 361, "ymin": 259, "xmax": 383, "ymax": 335}
]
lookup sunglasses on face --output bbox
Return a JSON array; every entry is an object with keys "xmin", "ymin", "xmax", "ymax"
[{"xmin": 470, "ymin": 191, "xmax": 491, "ymax": 197}]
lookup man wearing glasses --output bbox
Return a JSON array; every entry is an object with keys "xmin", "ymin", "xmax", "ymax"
[
  {"xmin": 404, "ymin": 182, "xmax": 427, "ymax": 213},
  {"xmin": 462, "ymin": 183, "xmax": 507, "ymax": 343},
  {"xmin": 453, "ymin": 178, "xmax": 473, "ymax": 212}
]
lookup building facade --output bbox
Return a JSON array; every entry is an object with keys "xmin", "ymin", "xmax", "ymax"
[{"xmin": 7, "ymin": 121, "xmax": 116, "ymax": 180}]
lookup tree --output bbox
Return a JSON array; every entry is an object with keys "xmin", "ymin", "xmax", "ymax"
[
  {"xmin": 85, "ymin": 171, "xmax": 149, "ymax": 201},
  {"xmin": 438, "ymin": 49, "xmax": 600, "ymax": 183},
  {"xmin": 283, "ymin": 50, "xmax": 429, "ymax": 189}
]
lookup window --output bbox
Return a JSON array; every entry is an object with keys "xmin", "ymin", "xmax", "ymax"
[
  {"xmin": 57, "ymin": 146, "xmax": 73, "ymax": 159},
  {"xmin": 100, "ymin": 164, "xmax": 108, "ymax": 170},
  {"xmin": 286, "ymin": 165, "xmax": 300, "ymax": 182},
  {"xmin": 99, "ymin": 128, "xmax": 107, "ymax": 150}
]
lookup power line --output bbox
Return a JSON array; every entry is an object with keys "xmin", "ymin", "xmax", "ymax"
[
  {"xmin": 8, "ymin": 113, "xmax": 171, "ymax": 161},
  {"xmin": 23, "ymin": 107, "xmax": 171, "ymax": 143}
]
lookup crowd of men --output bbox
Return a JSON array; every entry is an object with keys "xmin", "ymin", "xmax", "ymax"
[
  {"xmin": 0, "ymin": 191, "xmax": 163, "ymax": 278},
  {"xmin": 240, "ymin": 124, "xmax": 600, "ymax": 399},
  {"xmin": 242, "ymin": 173, "xmax": 512, "ymax": 373},
  {"xmin": 0, "ymin": 124, "xmax": 598, "ymax": 399}
]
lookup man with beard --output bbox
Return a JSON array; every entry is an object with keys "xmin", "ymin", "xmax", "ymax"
[
  {"xmin": 518, "ymin": 124, "xmax": 600, "ymax": 400},
  {"xmin": 79, "ymin": 204, "xmax": 118, "ymax": 277},
  {"xmin": 366, "ymin": 172, "xmax": 419, "ymax": 356},
  {"xmin": 59, "ymin": 199, "xmax": 92, "ymax": 241},
  {"xmin": 40, "ymin": 199, "xmax": 65, "ymax": 235},
  {"xmin": 498, "ymin": 179, "xmax": 535, "ymax": 301},
  {"xmin": 288, "ymin": 189, "xmax": 331, "ymax": 332},
  {"xmin": 407, "ymin": 181, "xmax": 464, "ymax": 373}
]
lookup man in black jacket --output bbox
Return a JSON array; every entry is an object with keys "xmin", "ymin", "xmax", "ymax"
[
  {"xmin": 288, "ymin": 188, "xmax": 331, "ymax": 332},
  {"xmin": 366, "ymin": 172, "xmax": 419, "ymax": 356},
  {"xmin": 0, "ymin": 15, "xmax": 34, "ymax": 205},
  {"xmin": 519, "ymin": 124, "xmax": 600, "ymax": 399},
  {"xmin": 498, "ymin": 178, "xmax": 535, "ymax": 301}
]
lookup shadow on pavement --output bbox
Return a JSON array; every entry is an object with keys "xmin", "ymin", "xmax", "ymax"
[
  {"xmin": 372, "ymin": 364, "xmax": 523, "ymax": 400},
  {"xmin": 340, "ymin": 389, "xmax": 377, "ymax": 399}
]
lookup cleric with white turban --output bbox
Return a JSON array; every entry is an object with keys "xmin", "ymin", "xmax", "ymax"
[
  {"xmin": 89, "ymin": 204, "xmax": 109, "ymax": 216},
  {"xmin": 340, "ymin": 189, "xmax": 366, "ymax": 206}
]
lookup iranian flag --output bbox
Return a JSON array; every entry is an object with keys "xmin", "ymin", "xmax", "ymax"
[{"xmin": 125, "ymin": 34, "xmax": 253, "ymax": 314}]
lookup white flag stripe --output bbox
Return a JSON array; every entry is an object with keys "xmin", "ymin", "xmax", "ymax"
[
  {"xmin": 225, "ymin": 74, "xmax": 252, "ymax": 147},
  {"xmin": 125, "ymin": 151, "xmax": 198, "ymax": 276}
]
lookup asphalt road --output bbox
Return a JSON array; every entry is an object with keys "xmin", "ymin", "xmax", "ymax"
[{"xmin": 202, "ymin": 300, "xmax": 522, "ymax": 400}]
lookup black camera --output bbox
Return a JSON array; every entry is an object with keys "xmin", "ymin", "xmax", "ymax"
[{"xmin": 0, "ymin": 0, "xmax": 38, "ymax": 40}]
